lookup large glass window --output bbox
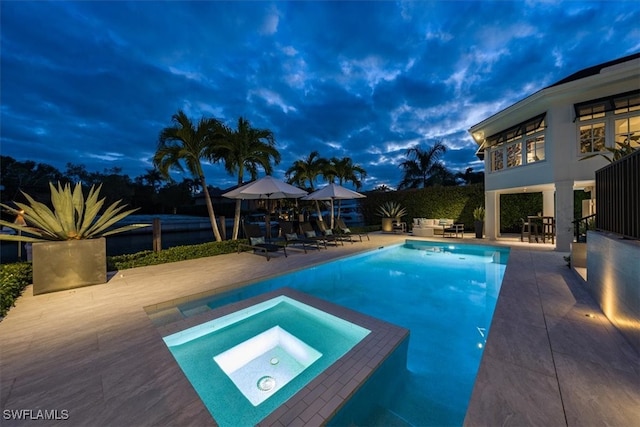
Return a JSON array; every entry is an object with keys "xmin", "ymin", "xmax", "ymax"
[
  {"xmin": 506, "ymin": 142, "xmax": 522, "ymax": 167},
  {"xmin": 526, "ymin": 135, "xmax": 545, "ymax": 162},
  {"xmin": 576, "ymin": 90, "xmax": 640, "ymax": 155},
  {"xmin": 491, "ymin": 149, "xmax": 504, "ymax": 171},
  {"xmin": 579, "ymin": 122, "xmax": 606, "ymax": 153},
  {"xmin": 486, "ymin": 114, "xmax": 545, "ymax": 172},
  {"xmin": 614, "ymin": 114, "xmax": 640, "ymax": 148}
]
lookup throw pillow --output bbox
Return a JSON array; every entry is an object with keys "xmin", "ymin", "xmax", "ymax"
[
  {"xmin": 249, "ymin": 236, "xmax": 265, "ymax": 245},
  {"xmin": 285, "ymin": 233, "xmax": 298, "ymax": 241},
  {"xmin": 343, "ymin": 227, "xmax": 351, "ymax": 233},
  {"xmin": 324, "ymin": 229, "xmax": 333, "ymax": 236},
  {"xmin": 305, "ymin": 230, "xmax": 316, "ymax": 238}
]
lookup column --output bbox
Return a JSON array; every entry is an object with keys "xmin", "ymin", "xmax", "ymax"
[
  {"xmin": 542, "ymin": 190, "xmax": 555, "ymax": 217},
  {"xmin": 555, "ymin": 181, "xmax": 573, "ymax": 252},
  {"xmin": 485, "ymin": 191, "xmax": 499, "ymax": 240}
]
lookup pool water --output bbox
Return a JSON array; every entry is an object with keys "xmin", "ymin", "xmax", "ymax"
[{"xmin": 183, "ymin": 240, "xmax": 509, "ymax": 426}]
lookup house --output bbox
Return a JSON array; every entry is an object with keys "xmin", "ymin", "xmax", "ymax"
[{"xmin": 469, "ymin": 53, "xmax": 640, "ymax": 251}]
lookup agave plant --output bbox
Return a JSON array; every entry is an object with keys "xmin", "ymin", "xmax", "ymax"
[
  {"xmin": 376, "ymin": 201, "xmax": 407, "ymax": 219},
  {"xmin": 0, "ymin": 182, "xmax": 149, "ymax": 242}
]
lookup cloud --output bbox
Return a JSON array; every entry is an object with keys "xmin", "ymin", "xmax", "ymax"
[
  {"xmin": 260, "ymin": 5, "xmax": 280, "ymax": 35},
  {"xmin": 1, "ymin": 1, "xmax": 638, "ymax": 190}
]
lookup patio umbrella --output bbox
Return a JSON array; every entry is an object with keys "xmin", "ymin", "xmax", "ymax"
[
  {"xmin": 302, "ymin": 183, "xmax": 365, "ymax": 229},
  {"xmin": 222, "ymin": 176, "xmax": 307, "ymax": 238},
  {"xmin": 222, "ymin": 175, "xmax": 307, "ymax": 200}
]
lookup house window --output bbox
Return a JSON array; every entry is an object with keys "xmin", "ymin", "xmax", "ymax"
[
  {"xmin": 526, "ymin": 135, "xmax": 545, "ymax": 162},
  {"xmin": 614, "ymin": 93, "xmax": 640, "ymax": 114},
  {"xmin": 577, "ymin": 104, "xmax": 606, "ymax": 120},
  {"xmin": 506, "ymin": 142, "xmax": 522, "ymax": 167},
  {"xmin": 615, "ymin": 116, "xmax": 640, "ymax": 148},
  {"xmin": 486, "ymin": 113, "xmax": 545, "ymax": 172},
  {"xmin": 579, "ymin": 122, "xmax": 606, "ymax": 153},
  {"xmin": 576, "ymin": 90, "xmax": 640, "ymax": 153},
  {"xmin": 491, "ymin": 149, "xmax": 504, "ymax": 171}
]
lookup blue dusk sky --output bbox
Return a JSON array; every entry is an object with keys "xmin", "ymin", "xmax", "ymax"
[{"xmin": 1, "ymin": 1, "xmax": 638, "ymax": 190}]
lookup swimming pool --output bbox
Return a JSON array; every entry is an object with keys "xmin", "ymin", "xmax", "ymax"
[{"xmin": 178, "ymin": 240, "xmax": 509, "ymax": 425}]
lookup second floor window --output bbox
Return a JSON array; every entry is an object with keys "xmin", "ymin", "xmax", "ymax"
[
  {"xmin": 579, "ymin": 122, "xmax": 606, "ymax": 153},
  {"xmin": 486, "ymin": 114, "xmax": 545, "ymax": 172},
  {"xmin": 526, "ymin": 135, "xmax": 545, "ymax": 162},
  {"xmin": 576, "ymin": 90, "xmax": 640, "ymax": 154}
]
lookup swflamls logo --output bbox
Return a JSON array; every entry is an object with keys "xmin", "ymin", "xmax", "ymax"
[{"xmin": 3, "ymin": 409, "xmax": 69, "ymax": 420}]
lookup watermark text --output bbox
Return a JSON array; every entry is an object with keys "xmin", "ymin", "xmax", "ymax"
[{"xmin": 3, "ymin": 409, "xmax": 69, "ymax": 421}]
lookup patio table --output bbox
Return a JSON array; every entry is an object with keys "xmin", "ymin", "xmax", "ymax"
[{"xmin": 444, "ymin": 223, "xmax": 464, "ymax": 238}]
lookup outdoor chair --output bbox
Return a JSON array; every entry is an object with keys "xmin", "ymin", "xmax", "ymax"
[
  {"xmin": 278, "ymin": 220, "xmax": 322, "ymax": 252},
  {"xmin": 541, "ymin": 216, "xmax": 555, "ymax": 244},
  {"xmin": 315, "ymin": 220, "xmax": 345, "ymax": 246},
  {"xmin": 520, "ymin": 218, "xmax": 538, "ymax": 243},
  {"xmin": 335, "ymin": 217, "xmax": 369, "ymax": 242},
  {"xmin": 239, "ymin": 222, "xmax": 287, "ymax": 261},
  {"xmin": 299, "ymin": 222, "xmax": 333, "ymax": 248}
]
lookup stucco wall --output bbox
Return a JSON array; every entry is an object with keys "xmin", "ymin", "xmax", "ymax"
[{"xmin": 586, "ymin": 231, "xmax": 640, "ymax": 354}]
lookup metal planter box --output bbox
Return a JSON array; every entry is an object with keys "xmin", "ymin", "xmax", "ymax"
[{"xmin": 32, "ymin": 238, "xmax": 107, "ymax": 295}]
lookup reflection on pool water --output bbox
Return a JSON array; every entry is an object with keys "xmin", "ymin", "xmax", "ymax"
[{"xmin": 177, "ymin": 240, "xmax": 509, "ymax": 426}]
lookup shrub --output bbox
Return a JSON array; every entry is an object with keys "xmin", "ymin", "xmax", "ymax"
[
  {"xmin": 0, "ymin": 262, "xmax": 33, "ymax": 317},
  {"xmin": 107, "ymin": 239, "xmax": 244, "ymax": 270}
]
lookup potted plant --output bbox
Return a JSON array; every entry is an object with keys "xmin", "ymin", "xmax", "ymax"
[
  {"xmin": 0, "ymin": 182, "xmax": 149, "ymax": 294},
  {"xmin": 376, "ymin": 201, "xmax": 407, "ymax": 232},
  {"xmin": 473, "ymin": 206, "xmax": 485, "ymax": 239}
]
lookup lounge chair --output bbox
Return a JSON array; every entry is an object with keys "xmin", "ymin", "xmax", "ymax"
[
  {"xmin": 335, "ymin": 217, "xmax": 369, "ymax": 242},
  {"xmin": 239, "ymin": 222, "xmax": 287, "ymax": 261},
  {"xmin": 314, "ymin": 220, "xmax": 345, "ymax": 246},
  {"xmin": 299, "ymin": 221, "xmax": 336, "ymax": 248},
  {"xmin": 278, "ymin": 221, "xmax": 322, "ymax": 251}
]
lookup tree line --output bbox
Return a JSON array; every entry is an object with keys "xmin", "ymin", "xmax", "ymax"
[{"xmin": 1, "ymin": 109, "xmax": 483, "ymax": 241}]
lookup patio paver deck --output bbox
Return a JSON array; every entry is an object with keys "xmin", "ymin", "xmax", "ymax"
[{"xmin": 1, "ymin": 232, "xmax": 638, "ymax": 426}]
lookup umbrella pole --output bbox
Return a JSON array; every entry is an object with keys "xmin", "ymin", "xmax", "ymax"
[{"xmin": 330, "ymin": 199, "xmax": 335, "ymax": 229}]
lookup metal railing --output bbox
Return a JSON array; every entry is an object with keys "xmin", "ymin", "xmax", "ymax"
[
  {"xmin": 595, "ymin": 150, "xmax": 639, "ymax": 239},
  {"xmin": 572, "ymin": 213, "xmax": 596, "ymax": 243}
]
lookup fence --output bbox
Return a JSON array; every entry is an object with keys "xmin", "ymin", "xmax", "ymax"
[{"xmin": 595, "ymin": 150, "xmax": 639, "ymax": 239}]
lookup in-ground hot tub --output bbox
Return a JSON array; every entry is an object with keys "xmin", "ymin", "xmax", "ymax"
[
  {"xmin": 213, "ymin": 325, "xmax": 322, "ymax": 406},
  {"xmin": 162, "ymin": 294, "xmax": 371, "ymax": 426}
]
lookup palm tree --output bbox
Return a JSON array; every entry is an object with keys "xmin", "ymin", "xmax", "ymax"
[
  {"xmin": 456, "ymin": 167, "xmax": 484, "ymax": 185},
  {"xmin": 215, "ymin": 117, "xmax": 281, "ymax": 240},
  {"xmin": 285, "ymin": 151, "xmax": 329, "ymax": 221},
  {"xmin": 398, "ymin": 141, "xmax": 448, "ymax": 189},
  {"xmin": 329, "ymin": 157, "xmax": 367, "ymax": 189},
  {"xmin": 328, "ymin": 157, "xmax": 367, "ymax": 218},
  {"xmin": 372, "ymin": 184, "xmax": 392, "ymax": 192},
  {"xmin": 138, "ymin": 168, "xmax": 165, "ymax": 192},
  {"xmin": 154, "ymin": 110, "xmax": 225, "ymax": 241}
]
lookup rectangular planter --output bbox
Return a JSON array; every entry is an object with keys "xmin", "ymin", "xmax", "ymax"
[{"xmin": 32, "ymin": 238, "xmax": 107, "ymax": 295}]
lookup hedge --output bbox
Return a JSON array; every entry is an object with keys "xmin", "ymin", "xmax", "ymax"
[
  {"xmin": 361, "ymin": 185, "xmax": 485, "ymax": 230},
  {"xmin": 0, "ymin": 262, "xmax": 33, "ymax": 317},
  {"xmin": 107, "ymin": 239, "xmax": 244, "ymax": 270}
]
